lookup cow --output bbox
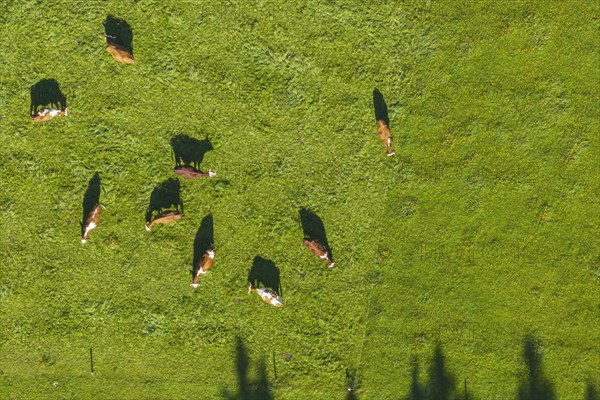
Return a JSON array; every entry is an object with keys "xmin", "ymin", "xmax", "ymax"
[
  {"xmin": 376, "ymin": 120, "xmax": 395, "ymax": 157},
  {"xmin": 302, "ymin": 239, "xmax": 335, "ymax": 268},
  {"xmin": 82, "ymin": 204, "xmax": 104, "ymax": 243},
  {"xmin": 106, "ymin": 35, "xmax": 134, "ymax": 64},
  {"xmin": 145, "ymin": 210, "xmax": 183, "ymax": 231},
  {"xmin": 248, "ymin": 284, "xmax": 283, "ymax": 307},
  {"xmin": 191, "ymin": 247, "xmax": 216, "ymax": 288},
  {"xmin": 173, "ymin": 165, "xmax": 216, "ymax": 179},
  {"xmin": 31, "ymin": 108, "xmax": 68, "ymax": 122}
]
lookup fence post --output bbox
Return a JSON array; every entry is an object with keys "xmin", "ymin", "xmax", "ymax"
[{"xmin": 90, "ymin": 348, "xmax": 94, "ymax": 374}]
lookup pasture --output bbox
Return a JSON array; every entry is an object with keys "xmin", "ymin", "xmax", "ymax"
[{"xmin": 0, "ymin": 0, "xmax": 598, "ymax": 399}]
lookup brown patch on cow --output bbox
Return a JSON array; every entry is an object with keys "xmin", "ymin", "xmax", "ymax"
[{"xmin": 145, "ymin": 210, "xmax": 183, "ymax": 231}]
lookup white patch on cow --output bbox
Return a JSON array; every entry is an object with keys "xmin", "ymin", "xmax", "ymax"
[
  {"xmin": 270, "ymin": 296, "xmax": 283, "ymax": 307},
  {"xmin": 196, "ymin": 267, "xmax": 206, "ymax": 276},
  {"xmin": 207, "ymin": 249, "xmax": 215, "ymax": 258},
  {"xmin": 145, "ymin": 224, "xmax": 151, "ymax": 231},
  {"xmin": 208, "ymin": 170, "xmax": 216, "ymax": 177},
  {"xmin": 48, "ymin": 109, "xmax": 61, "ymax": 118},
  {"xmin": 81, "ymin": 238, "xmax": 87, "ymax": 244},
  {"xmin": 258, "ymin": 289, "xmax": 270, "ymax": 301},
  {"xmin": 328, "ymin": 262, "xmax": 335, "ymax": 268},
  {"xmin": 82, "ymin": 222, "xmax": 96, "ymax": 241},
  {"xmin": 191, "ymin": 283, "xmax": 199, "ymax": 288},
  {"xmin": 319, "ymin": 254, "xmax": 328, "ymax": 259}
]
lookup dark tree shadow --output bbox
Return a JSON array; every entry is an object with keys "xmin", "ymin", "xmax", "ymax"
[
  {"xmin": 428, "ymin": 343, "xmax": 454, "ymax": 400},
  {"xmin": 518, "ymin": 336, "xmax": 556, "ymax": 400},
  {"xmin": 30, "ymin": 79, "xmax": 67, "ymax": 115},
  {"xmin": 170, "ymin": 134, "xmax": 213, "ymax": 169},
  {"xmin": 146, "ymin": 178, "xmax": 183, "ymax": 222},
  {"xmin": 408, "ymin": 357, "xmax": 425, "ymax": 400},
  {"xmin": 373, "ymin": 88, "xmax": 389, "ymax": 125},
  {"xmin": 223, "ymin": 336, "xmax": 272, "ymax": 400},
  {"xmin": 299, "ymin": 207, "xmax": 333, "ymax": 261},
  {"xmin": 406, "ymin": 344, "xmax": 472, "ymax": 400},
  {"xmin": 81, "ymin": 173, "xmax": 101, "ymax": 236},
  {"xmin": 346, "ymin": 368, "xmax": 359, "ymax": 399},
  {"xmin": 192, "ymin": 213, "xmax": 214, "ymax": 274},
  {"xmin": 254, "ymin": 358, "xmax": 273, "ymax": 400},
  {"xmin": 248, "ymin": 256, "xmax": 281, "ymax": 296},
  {"xmin": 586, "ymin": 381, "xmax": 599, "ymax": 400},
  {"xmin": 237, "ymin": 337, "xmax": 251, "ymax": 400},
  {"xmin": 104, "ymin": 15, "xmax": 133, "ymax": 54},
  {"xmin": 347, "ymin": 390, "xmax": 359, "ymax": 400}
]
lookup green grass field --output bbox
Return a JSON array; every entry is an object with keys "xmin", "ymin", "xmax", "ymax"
[{"xmin": 1, "ymin": 0, "xmax": 598, "ymax": 399}]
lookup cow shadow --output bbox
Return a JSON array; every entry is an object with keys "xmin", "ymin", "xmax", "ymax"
[
  {"xmin": 171, "ymin": 134, "xmax": 214, "ymax": 169},
  {"xmin": 192, "ymin": 213, "xmax": 214, "ymax": 274},
  {"xmin": 81, "ymin": 173, "xmax": 101, "ymax": 236},
  {"xmin": 406, "ymin": 343, "xmax": 472, "ymax": 400},
  {"xmin": 248, "ymin": 256, "xmax": 281, "ymax": 296},
  {"xmin": 299, "ymin": 207, "xmax": 333, "ymax": 262},
  {"xmin": 373, "ymin": 88, "xmax": 389, "ymax": 125},
  {"xmin": 104, "ymin": 15, "xmax": 133, "ymax": 54},
  {"xmin": 223, "ymin": 336, "xmax": 273, "ymax": 400},
  {"xmin": 146, "ymin": 178, "xmax": 183, "ymax": 223},
  {"xmin": 30, "ymin": 79, "xmax": 67, "ymax": 115},
  {"xmin": 518, "ymin": 335, "xmax": 556, "ymax": 400}
]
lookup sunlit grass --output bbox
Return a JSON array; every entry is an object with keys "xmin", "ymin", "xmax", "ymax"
[{"xmin": 0, "ymin": 0, "xmax": 598, "ymax": 399}]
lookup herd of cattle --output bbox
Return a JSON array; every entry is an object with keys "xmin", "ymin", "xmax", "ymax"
[{"xmin": 30, "ymin": 22, "xmax": 396, "ymax": 308}]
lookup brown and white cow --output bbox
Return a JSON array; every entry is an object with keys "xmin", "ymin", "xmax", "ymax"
[
  {"xmin": 31, "ymin": 108, "xmax": 68, "ymax": 122},
  {"xmin": 302, "ymin": 239, "xmax": 334, "ymax": 268},
  {"xmin": 191, "ymin": 247, "xmax": 216, "ymax": 288},
  {"xmin": 106, "ymin": 36, "xmax": 134, "ymax": 64},
  {"xmin": 376, "ymin": 120, "xmax": 395, "ymax": 157},
  {"xmin": 82, "ymin": 204, "xmax": 104, "ymax": 243},
  {"xmin": 145, "ymin": 210, "xmax": 183, "ymax": 231},
  {"xmin": 248, "ymin": 284, "xmax": 283, "ymax": 307},
  {"xmin": 173, "ymin": 165, "xmax": 216, "ymax": 179}
]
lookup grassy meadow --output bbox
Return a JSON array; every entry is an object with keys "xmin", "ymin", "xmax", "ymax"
[{"xmin": 1, "ymin": 0, "xmax": 599, "ymax": 399}]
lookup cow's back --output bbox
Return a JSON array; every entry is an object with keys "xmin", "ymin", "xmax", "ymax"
[
  {"xmin": 303, "ymin": 239, "xmax": 326, "ymax": 257},
  {"xmin": 106, "ymin": 44, "xmax": 134, "ymax": 64}
]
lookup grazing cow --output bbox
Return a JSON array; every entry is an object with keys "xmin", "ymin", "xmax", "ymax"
[
  {"xmin": 248, "ymin": 284, "xmax": 283, "ymax": 307},
  {"xmin": 173, "ymin": 165, "xmax": 216, "ymax": 179},
  {"xmin": 82, "ymin": 204, "xmax": 103, "ymax": 243},
  {"xmin": 145, "ymin": 210, "xmax": 183, "ymax": 231},
  {"xmin": 191, "ymin": 247, "xmax": 216, "ymax": 288},
  {"xmin": 302, "ymin": 239, "xmax": 335, "ymax": 268},
  {"xmin": 106, "ymin": 36, "xmax": 134, "ymax": 64},
  {"xmin": 31, "ymin": 108, "xmax": 68, "ymax": 122},
  {"xmin": 376, "ymin": 120, "xmax": 395, "ymax": 157}
]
